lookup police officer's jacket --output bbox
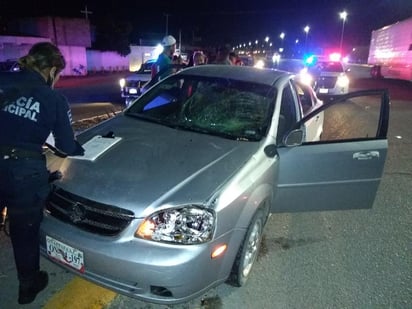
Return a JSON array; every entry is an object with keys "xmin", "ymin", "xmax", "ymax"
[{"xmin": 0, "ymin": 69, "xmax": 82, "ymax": 155}]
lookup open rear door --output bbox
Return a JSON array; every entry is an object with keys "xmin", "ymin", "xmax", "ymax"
[{"xmin": 272, "ymin": 89, "xmax": 390, "ymax": 212}]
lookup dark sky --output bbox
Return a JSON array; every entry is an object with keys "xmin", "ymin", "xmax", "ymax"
[{"xmin": 2, "ymin": 0, "xmax": 412, "ymax": 49}]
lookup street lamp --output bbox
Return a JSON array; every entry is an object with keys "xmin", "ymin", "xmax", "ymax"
[
  {"xmin": 304, "ymin": 25, "xmax": 310, "ymax": 51},
  {"xmin": 279, "ymin": 32, "xmax": 285, "ymax": 53},
  {"xmin": 339, "ymin": 11, "xmax": 347, "ymax": 53},
  {"xmin": 164, "ymin": 13, "xmax": 170, "ymax": 35}
]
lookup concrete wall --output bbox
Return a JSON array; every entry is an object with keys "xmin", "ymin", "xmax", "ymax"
[
  {"xmin": 0, "ymin": 36, "xmax": 51, "ymax": 61},
  {"xmin": 0, "ymin": 35, "xmax": 156, "ymax": 76},
  {"xmin": 8, "ymin": 17, "xmax": 91, "ymax": 47},
  {"xmin": 59, "ymin": 45, "xmax": 88, "ymax": 76},
  {"xmin": 1, "ymin": 17, "xmax": 159, "ymax": 75},
  {"xmin": 86, "ymin": 50, "xmax": 129, "ymax": 73},
  {"xmin": 0, "ymin": 35, "xmax": 130, "ymax": 76}
]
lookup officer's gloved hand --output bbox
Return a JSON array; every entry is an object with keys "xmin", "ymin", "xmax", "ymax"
[{"xmin": 48, "ymin": 170, "xmax": 63, "ymax": 183}]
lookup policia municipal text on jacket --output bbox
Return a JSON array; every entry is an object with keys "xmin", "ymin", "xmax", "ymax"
[{"xmin": 0, "ymin": 42, "xmax": 85, "ymax": 305}]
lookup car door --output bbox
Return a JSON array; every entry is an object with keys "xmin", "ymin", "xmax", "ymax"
[
  {"xmin": 272, "ymin": 89, "xmax": 390, "ymax": 212},
  {"xmin": 292, "ymin": 81, "xmax": 324, "ymax": 142}
]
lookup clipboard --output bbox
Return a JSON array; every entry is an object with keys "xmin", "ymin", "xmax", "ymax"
[{"xmin": 70, "ymin": 135, "xmax": 122, "ymax": 161}]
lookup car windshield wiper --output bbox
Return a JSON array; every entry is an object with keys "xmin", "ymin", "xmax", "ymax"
[
  {"xmin": 125, "ymin": 112, "xmax": 172, "ymax": 126},
  {"xmin": 125, "ymin": 113, "xmax": 262, "ymax": 141},
  {"xmin": 175, "ymin": 122, "xmax": 261, "ymax": 141}
]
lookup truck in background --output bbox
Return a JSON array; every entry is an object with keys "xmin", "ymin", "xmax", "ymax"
[{"xmin": 368, "ymin": 16, "xmax": 412, "ymax": 81}]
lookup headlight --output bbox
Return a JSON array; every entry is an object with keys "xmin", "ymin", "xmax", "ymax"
[
  {"xmin": 254, "ymin": 59, "xmax": 265, "ymax": 69},
  {"xmin": 119, "ymin": 78, "xmax": 126, "ymax": 88},
  {"xmin": 337, "ymin": 74, "xmax": 349, "ymax": 87},
  {"xmin": 135, "ymin": 206, "xmax": 215, "ymax": 244},
  {"xmin": 299, "ymin": 68, "xmax": 313, "ymax": 86}
]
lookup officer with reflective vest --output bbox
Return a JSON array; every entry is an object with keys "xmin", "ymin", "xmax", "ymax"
[
  {"xmin": 151, "ymin": 35, "xmax": 177, "ymax": 81},
  {"xmin": 0, "ymin": 42, "xmax": 84, "ymax": 305}
]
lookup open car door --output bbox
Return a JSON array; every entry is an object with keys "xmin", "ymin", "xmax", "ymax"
[{"xmin": 272, "ymin": 89, "xmax": 390, "ymax": 212}]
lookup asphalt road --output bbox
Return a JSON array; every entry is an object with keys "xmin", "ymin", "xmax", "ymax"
[{"xmin": 0, "ymin": 69, "xmax": 410, "ymax": 309}]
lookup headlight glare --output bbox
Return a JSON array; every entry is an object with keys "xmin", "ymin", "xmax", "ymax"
[
  {"xmin": 135, "ymin": 206, "xmax": 215, "ymax": 244},
  {"xmin": 119, "ymin": 78, "xmax": 126, "ymax": 88},
  {"xmin": 337, "ymin": 74, "xmax": 349, "ymax": 87},
  {"xmin": 299, "ymin": 70, "xmax": 313, "ymax": 86}
]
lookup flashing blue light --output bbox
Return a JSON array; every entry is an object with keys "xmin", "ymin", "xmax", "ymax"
[{"xmin": 304, "ymin": 55, "xmax": 317, "ymax": 65}]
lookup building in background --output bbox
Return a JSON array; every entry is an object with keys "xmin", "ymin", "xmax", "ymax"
[{"xmin": 0, "ymin": 16, "xmax": 153, "ymax": 76}]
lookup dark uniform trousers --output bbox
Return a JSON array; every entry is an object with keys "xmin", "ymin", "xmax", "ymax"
[{"xmin": 0, "ymin": 153, "xmax": 50, "ymax": 285}]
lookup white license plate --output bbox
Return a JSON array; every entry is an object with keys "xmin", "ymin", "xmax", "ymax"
[
  {"xmin": 319, "ymin": 88, "xmax": 329, "ymax": 94},
  {"xmin": 46, "ymin": 236, "xmax": 85, "ymax": 273}
]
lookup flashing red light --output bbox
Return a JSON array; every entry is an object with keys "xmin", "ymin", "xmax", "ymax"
[{"xmin": 329, "ymin": 53, "xmax": 341, "ymax": 61}]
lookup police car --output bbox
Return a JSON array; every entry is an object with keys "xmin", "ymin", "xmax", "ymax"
[
  {"xmin": 307, "ymin": 60, "xmax": 350, "ymax": 96},
  {"xmin": 119, "ymin": 59, "xmax": 155, "ymax": 106}
]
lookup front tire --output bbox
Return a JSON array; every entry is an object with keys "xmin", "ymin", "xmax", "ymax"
[{"xmin": 228, "ymin": 209, "xmax": 265, "ymax": 287}]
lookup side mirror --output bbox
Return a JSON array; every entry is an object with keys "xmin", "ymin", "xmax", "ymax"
[{"xmin": 264, "ymin": 144, "xmax": 277, "ymax": 158}]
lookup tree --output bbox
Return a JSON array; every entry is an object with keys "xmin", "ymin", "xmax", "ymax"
[{"xmin": 92, "ymin": 16, "xmax": 132, "ymax": 56}]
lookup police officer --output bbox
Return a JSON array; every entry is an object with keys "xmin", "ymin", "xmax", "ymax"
[
  {"xmin": 152, "ymin": 35, "xmax": 177, "ymax": 81},
  {"xmin": 0, "ymin": 42, "xmax": 84, "ymax": 304}
]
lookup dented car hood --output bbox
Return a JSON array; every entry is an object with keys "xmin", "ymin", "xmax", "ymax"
[{"xmin": 47, "ymin": 114, "xmax": 262, "ymax": 216}]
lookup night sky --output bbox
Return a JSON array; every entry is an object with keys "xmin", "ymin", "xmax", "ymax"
[{"xmin": 2, "ymin": 0, "xmax": 412, "ymax": 49}]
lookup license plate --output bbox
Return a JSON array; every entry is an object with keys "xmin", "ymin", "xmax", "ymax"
[
  {"xmin": 319, "ymin": 88, "xmax": 329, "ymax": 94},
  {"xmin": 46, "ymin": 236, "xmax": 85, "ymax": 273}
]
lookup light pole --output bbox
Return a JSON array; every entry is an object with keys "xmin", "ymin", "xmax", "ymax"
[
  {"xmin": 279, "ymin": 32, "xmax": 285, "ymax": 53},
  {"xmin": 164, "ymin": 13, "xmax": 170, "ymax": 36},
  {"xmin": 339, "ymin": 11, "xmax": 347, "ymax": 53},
  {"xmin": 304, "ymin": 25, "xmax": 310, "ymax": 52}
]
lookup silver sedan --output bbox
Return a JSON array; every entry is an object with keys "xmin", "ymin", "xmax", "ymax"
[{"xmin": 40, "ymin": 65, "xmax": 389, "ymax": 304}]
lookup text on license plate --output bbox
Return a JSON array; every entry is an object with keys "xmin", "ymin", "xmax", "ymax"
[{"xmin": 46, "ymin": 235, "xmax": 85, "ymax": 273}]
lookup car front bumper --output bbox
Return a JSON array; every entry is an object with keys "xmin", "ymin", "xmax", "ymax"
[{"xmin": 39, "ymin": 213, "xmax": 244, "ymax": 304}]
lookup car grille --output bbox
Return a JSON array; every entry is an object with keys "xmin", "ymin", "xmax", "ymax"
[
  {"xmin": 316, "ymin": 76, "xmax": 337, "ymax": 89},
  {"xmin": 46, "ymin": 188, "xmax": 135, "ymax": 236}
]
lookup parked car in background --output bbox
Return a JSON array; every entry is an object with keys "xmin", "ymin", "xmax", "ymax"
[
  {"xmin": 307, "ymin": 60, "xmax": 350, "ymax": 97},
  {"xmin": 273, "ymin": 58, "xmax": 306, "ymax": 74},
  {"xmin": 119, "ymin": 59, "xmax": 155, "ymax": 106},
  {"xmin": 0, "ymin": 59, "xmax": 20, "ymax": 72},
  {"xmin": 41, "ymin": 64, "xmax": 389, "ymax": 305}
]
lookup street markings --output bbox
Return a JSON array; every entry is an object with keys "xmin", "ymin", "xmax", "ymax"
[{"xmin": 43, "ymin": 277, "xmax": 116, "ymax": 309}]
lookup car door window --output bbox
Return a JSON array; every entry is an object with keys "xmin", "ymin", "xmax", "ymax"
[
  {"xmin": 277, "ymin": 84, "xmax": 297, "ymax": 144},
  {"xmin": 293, "ymin": 81, "xmax": 316, "ymax": 116},
  {"xmin": 314, "ymin": 93, "xmax": 385, "ymax": 143}
]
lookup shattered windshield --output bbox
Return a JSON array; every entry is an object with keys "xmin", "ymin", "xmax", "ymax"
[{"xmin": 126, "ymin": 74, "xmax": 276, "ymax": 141}]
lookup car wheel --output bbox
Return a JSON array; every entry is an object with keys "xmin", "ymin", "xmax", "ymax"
[
  {"xmin": 125, "ymin": 97, "xmax": 134, "ymax": 107},
  {"xmin": 228, "ymin": 208, "xmax": 265, "ymax": 287}
]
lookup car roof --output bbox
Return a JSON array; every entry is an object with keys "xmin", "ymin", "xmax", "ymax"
[{"xmin": 178, "ymin": 64, "xmax": 290, "ymax": 86}]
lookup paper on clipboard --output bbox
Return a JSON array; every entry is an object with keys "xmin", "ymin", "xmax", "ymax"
[{"xmin": 70, "ymin": 135, "xmax": 122, "ymax": 161}]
